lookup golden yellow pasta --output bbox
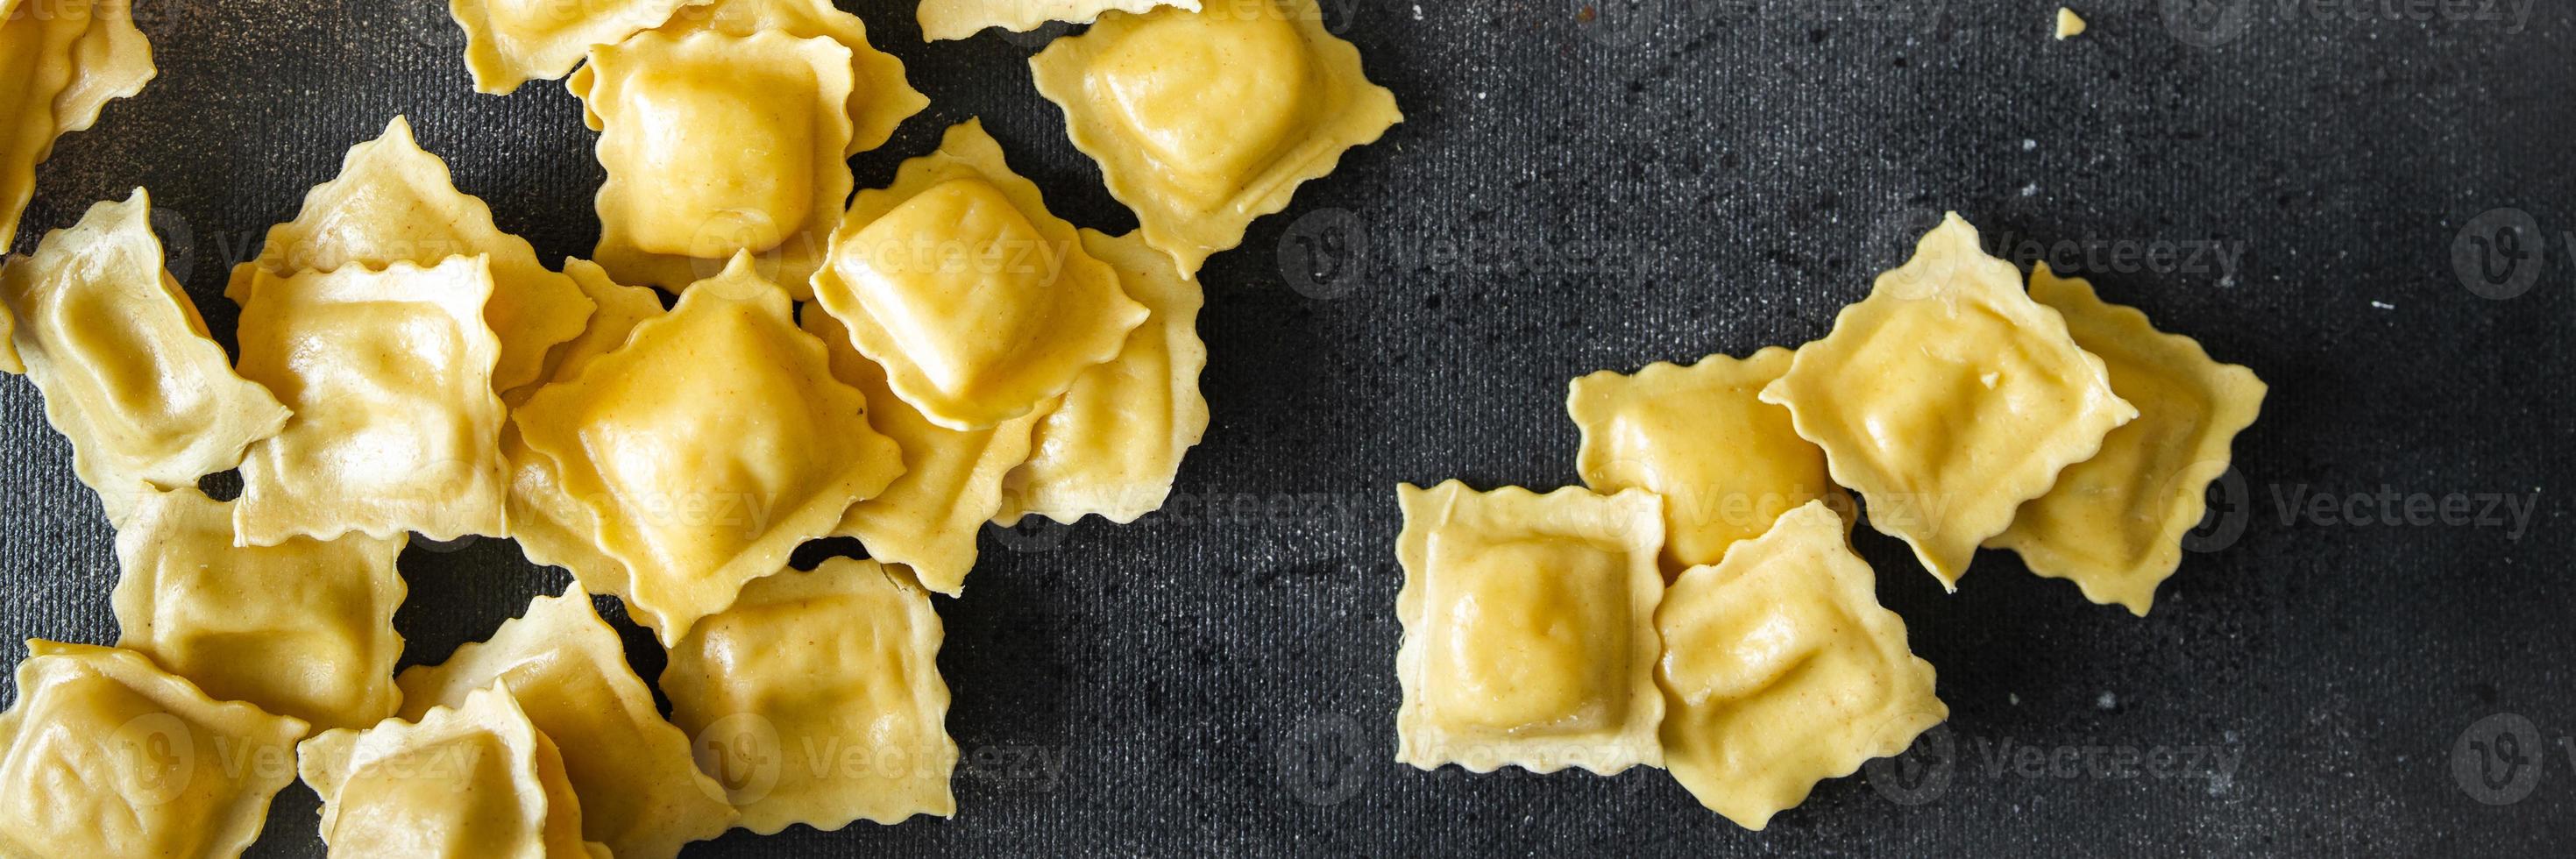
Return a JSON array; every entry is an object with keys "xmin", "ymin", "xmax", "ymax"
[
  {"xmin": 112, "ymin": 487, "xmax": 406, "ymax": 734},
  {"xmin": 396, "ymin": 587, "xmax": 736, "ymax": 859},
  {"xmin": 569, "ymin": 0, "xmax": 925, "ymax": 157},
  {"xmin": 223, "ymin": 117, "xmax": 597, "ymax": 395},
  {"xmin": 501, "ymin": 259, "xmax": 660, "ymax": 590},
  {"xmin": 1986, "ymin": 264, "xmax": 2268, "ymax": 614},
  {"xmin": 993, "ymin": 229, "xmax": 1209, "ymax": 526},
  {"xmin": 297, "ymin": 684, "xmax": 607, "ymax": 858},
  {"xmin": 663, "ymin": 558, "xmax": 957, "ymax": 833},
  {"xmin": 448, "ymin": 0, "xmax": 696, "ymax": 94},
  {"xmin": 917, "ymin": 0, "xmax": 1198, "ymax": 40},
  {"xmin": 513, "ymin": 254, "xmax": 902, "ymax": 643},
  {"xmin": 0, "ymin": 642, "xmax": 306, "ymax": 859},
  {"xmin": 0, "ymin": 0, "xmax": 153, "ymax": 249},
  {"xmin": 576, "ymin": 30, "xmax": 855, "ymax": 295},
  {"xmin": 1761, "ymin": 213, "xmax": 2136, "ymax": 588},
  {"xmin": 1393, "ymin": 480, "xmax": 1665, "ymax": 775},
  {"xmin": 234, "ymin": 257, "xmax": 511, "ymax": 545},
  {"xmin": 1567, "ymin": 346, "xmax": 1845, "ymax": 579},
  {"xmin": 803, "ymin": 308, "xmax": 1038, "ymax": 597},
  {"xmin": 813, "ymin": 119, "xmax": 1147, "ymax": 431},
  {"xmin": 0, "ymin": 190, "xmax": 287, "ymax": 522},
  {"xmin": 1028, "ymin": 0, "xmax": 1401, "ymax": 276},
  {"xmin": 1655, "ymin": 501, "xmax": 1947, "ymax": 829}
]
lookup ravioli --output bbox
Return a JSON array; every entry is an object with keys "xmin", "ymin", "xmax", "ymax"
[
  {"xmin": 1568, "ymin": 347, "xmax": 1845, "ymax": 579},
  {"xmin": 298, "ymin": 684, "xmax": 607, "ymax": 858},
  {"xmin": 662, "ymin": 558, "xmax": 957, "ymax": 833},
  {"xmin": 1986, "ymin": 264, "xmax": 2267, "ymax": 614},
  {"xmin": 1393, "ymin": 481, "xmax": 1665, "ymax": 775},
  {"xmin": 576, "ymin": 30, "xmax": 855, "ymax": 296},
  {"xmin": 448, "ymin": 0, "xmax": 697, "ymax": 93},
  {"xmin": 0, "ymin": 0, "xmax": 153, "ymax": 250},
  {"xmin": 1760, "ymin": 213, "xmax": 2136, "ymax": 588},
  {"xmin": 813, "ymin": 119, "xmax": 1147, "ymax": 430},
  {"xmin": 0, "ymin": 642, "xmax": 307, "ymax": 859},
  {"xmin": 1028, "ymin": 0, "xmax": 1400, "ymax": 276},
  {"xmin": 112, "ymin": 487, "xmax": 407, "ymax": 734},
  {"xmin": 569, "ymin": 0, "xmax": 925, "ymax": 157},
  {"xmin": 0, "ymin": 190, "xmax": 288, "ymax": 522},
  {"xmin": 513, "ymin": 254, "xmax": 903, "ymax": 644},
  {"xmin": 223, "ymin": 117, "xmax": 596, "ymax": 394},
  {"xmin": 993, "ymin": 229, "xmax": 1208, "ymax": 526},
  {"xmin": 1655, "ymin": 501, "xmax": 1948, "ymax": 829},
  {"xmin": 397, "ymin": 587, "xmax": 737, "ymax": 859},
  {"xmin": 233, "ymin": 257, "xmax": 511, "ymax": 545},
  {"xmin": 802, "ymin": 309, "xmax": 1038, "ymax": 597},
  {"xmin": 917, "ymin": 0, "xmax": 1199, "ymax": 40}
]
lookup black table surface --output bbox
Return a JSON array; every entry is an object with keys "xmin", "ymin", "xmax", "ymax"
[{"xmin": 5, "ymin": 0, "xmax": 2571, "ymax": 855}]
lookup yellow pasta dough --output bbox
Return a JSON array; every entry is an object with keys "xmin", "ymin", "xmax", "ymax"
[
  {"xmin": 501, "ymin": 259, "xmax": 659, "ymax": 591},
  {"xmin": 1393, "ymin": 480, "xmax": 1665, "ymax": 775},
  {"xmin": 568, "ymin": 0, "xmax": 925, "ymax": 157},
  {"xmin": 513, "ymin": 254, "xmax": 902, "ymax": 644},
  {"xmin": 1654, "ymin": 500, "xmax": 1947, "ymax": 829},
  {"xmin": 448, "ymin": 0, "xmax": 696, "ymax": 94},
  {"xmin": 223, "ymin": 117, "xmax": 596, "ymax": 395},
  {"xmin": 0, "ymin": 0, "xmax": 153, "ymax": 250},
  {"xmin": 802, "ymin": 308, "xmax": 1038, "ymax": 597},
  {"xmin": 664, "ymin": 558, "xmax": 957, "ymax": 833},
  {"xmin": 992, "ymin": 229, "xmax": 1209, "ymax": 527},
  {"xmin": 917, "ymin": 0, "xmax": 1199, "ymax": 41},
  {"xmin": 1986, "ymin": 264, "xmax": 2267, "ymax": 614},
  {"xmin": 576, "ymin": 30, "xmax": 855, "ymax": 296},
  {"xmin": 1568, "ymin": 346, "xmax": 1845, "ymax": 579},
  {"xmin": 1028, "ymin": 0, "xmax": 1400, "ymax": 276},
  {"xmin": 297, "ymin": 684, "xmax": 608, "ymax": 858},
  {"xmin": 397, "ymin": 587, "xmax": 736, "ymax": 859},
  {"xmin": 233, "ymin": 256, "xmax": 511, "ymax": 545},
  {"xmin": 1761, "ymin": 213, "xmax": 2136, "ymax": 589},
  {"xmin": 112, "ymin": 487, "xmax": 407, "ymax": 734},
  {"xmin": 0, "ymin": 190, "xmax": 287, "ymax": 522},
  {"xmin": 0, "ymin": 641, "xmax": 307, "ymax": 859},
  {"xmin": 813, "ymin": 119, "xmax": 1147, "ymax": 430}
]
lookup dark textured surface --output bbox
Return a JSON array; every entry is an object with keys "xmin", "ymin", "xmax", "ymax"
[{"xmin": 5, "ymin": 0, "xmax": 2573, "ymax": 855}]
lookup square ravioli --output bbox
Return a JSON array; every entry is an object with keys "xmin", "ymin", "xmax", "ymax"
[
  {"xmin": 577, "ymin": 30, "xmax": 855, "ymax": 296},
  {"xmin": 917, "ymin": 0, "xmax": 1199, "ymax": 40},
  {"xmin": 501, "ymin": 260, "xmax": 660, "ymax": 597},
  {"xmin": 993, "ymin": 229, "xmax": 1210, "ymax": 526},
  {"xmin": 398, "ymin": 586, "xmax": 737, "ymax": 858},
  {"xmin": 233, "ymin": 256, "xmax": 511, "ymax": 545},
  {"xmin": 0, "ymin": 0, "xmax": 153, "ymax": 249},
  {"xmin": 1760, "ymin": 213, "xmax": 2136, "ymax": 589},
  {"xmin": 224, "ymin": 117, "xmax": 596, "ymax": 395},
  {"xmin": 802, "ymin": 308, "xmax": 1039, "ymax": 597},
  {"xmin": 1394, "ymin": 481, "xmax": 1665, "ymax": 775},
  {"xmin": 113, "ymin": 487, "xmax": 407, "ymax": 734},
  {"xmin": 664, "ymin": 558, "xmax": 957, "ymax": 833},
  {"xmin": 1656, "ymin": 501, "xmax": 1947, "ymax": 830},
  {"xmin": 569, "ymin": 0, "xmax": 926, "ymax": 157},
  {"xmin": 1986, "ymin": 264, "xmax": 2267, "ymax": 614},
  {"xmin": 813, "ymin": 119, "xmax": 1148, "ymax": 431},
  {"xmin": 298, "ymin": 684, "xmax": 607, "ymax": 858},
  {"xmin": 513, "ymin": 254, "xmax": 903, "ymax": 644},
  {"xmin": 0, "ymin": 642, "xmax": 307, "ymax": 859},
  {"xmin": 1028, "ymin": 0, "xmax": 1401, "ymax": 276},
  {"xmin": 1, "ymin": 190, "xmax": 287, "ymax": 522},
  {"xmin": 1567, "ymin": 346, "xmax": 1845, "ymax": 579},
  {"xmin": 449, "ymin": 0, "xmax": 695, "ymax": 93}
]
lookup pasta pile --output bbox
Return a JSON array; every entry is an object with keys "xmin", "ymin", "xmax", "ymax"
[
  {"xmin": 1393, "ymin": 214, "xmax": 2267, "ymax": 828},
  {"xmin": 0, "ymin": 0, "xmax": 1398, "ymax": 855}
]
